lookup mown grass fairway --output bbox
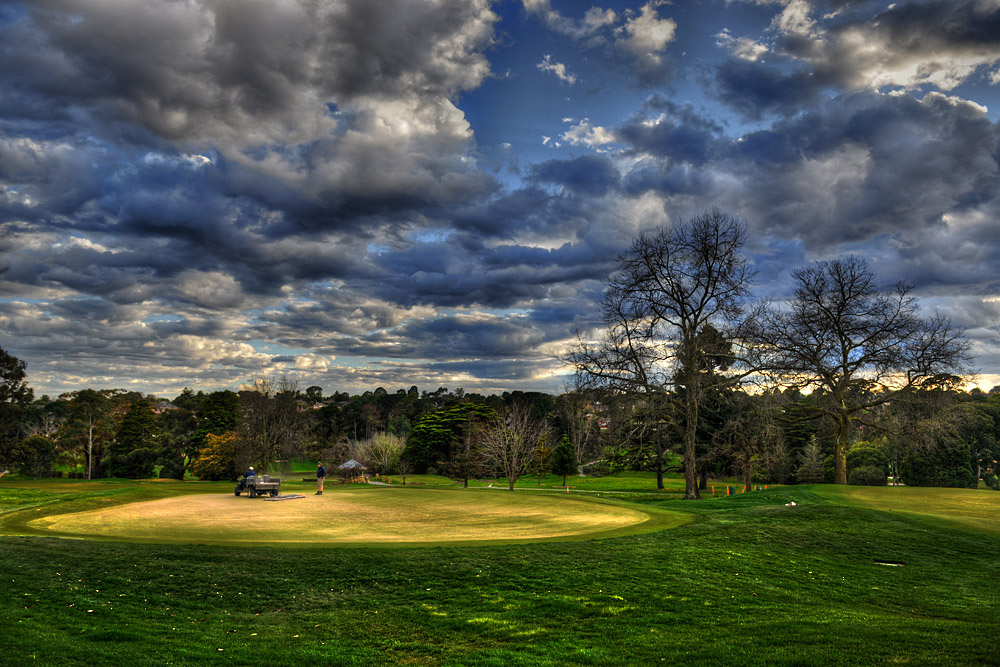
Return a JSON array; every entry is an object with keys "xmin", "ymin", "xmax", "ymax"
[
  {"xmin": 814, "ymin": 485, "xmax": 1000, "ymax": 535},
  {"xmin": 1, "ymin": 477, "xmax": 998, "ymax": 665},
  {"xmin": 26, "ymin": 488, "xmax": 667, "ymax": 545}
]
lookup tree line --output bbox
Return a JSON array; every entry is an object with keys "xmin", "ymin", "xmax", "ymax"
[
  {"xmin": 0, "ymin": 211, "xmax": 991, "ymax": 493},
  {"xmin": 0, "ymin": 349, "xmax": 996, "ymax": 492}
]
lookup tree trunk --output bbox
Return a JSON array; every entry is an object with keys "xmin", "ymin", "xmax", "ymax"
[
  {"xmin": 86, "ymin": 425, "xmax": 94, "ymax": 481},
  {"xmin": 683, "ymin": 365, "xmax": 701, "ymax": 499},
  {"xmin": 834, "ymin": 412, "xmax": 849, "ymax": 484}
]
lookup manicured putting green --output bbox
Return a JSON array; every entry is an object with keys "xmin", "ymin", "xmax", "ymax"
[
  {"xmin": 815, "ymin": 485, "xmax": 1000, "ymax": 535},
  {"xmin": 29, "ymin": 488, "xmax": 676, "ymax": 545}
]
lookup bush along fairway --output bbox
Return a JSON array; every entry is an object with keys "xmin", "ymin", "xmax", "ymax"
[{"xmin": 0, "ymin": 479, "xmax": 998, "ymax": 666}]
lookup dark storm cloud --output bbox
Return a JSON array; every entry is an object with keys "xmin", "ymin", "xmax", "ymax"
[
  {"xmin": 618, "ymin": 95, "xmax": 725, "ymax": 164},
  {"xmin": 752, "ymin": 0, "xmax": 1000, "ymax": 93},
  {"xmin": 2, "ymin": 0, "xmax": 494, "ymax": 138},
  {"xmin": 529, "ymin": 155, "xmax": 621, "ymax": 196},
  {"xmin": 729, "ymin": 91, "xmax": 1000, "ymax": 250},
  {"xmin": 369, "ymin": 244, "xmax": 599, "ymax": 310},
  {"xmin": 424, "ymin": 358, "xmax": 553, "ymax": 382},
  {"xmin": 712, "ymin": 61, "xmax": 823, "ymax": 119},
  {"xmin": 0, "ymin": 0, "xmax": 500, "ymax": 248},
  {"xmin": 614, "ymin": 88, "xmax": 1000, "ymax": 263}
]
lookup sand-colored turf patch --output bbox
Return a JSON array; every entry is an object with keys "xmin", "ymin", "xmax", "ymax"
[
  {"xmin": 815, "ymin": 485, "xmax": 1000, "ymax": 535},
  {"xmin": 28, "ymin": 487, "xmax": 672, "ymax": 545}
]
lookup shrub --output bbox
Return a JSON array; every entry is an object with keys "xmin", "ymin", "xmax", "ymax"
[
  {"xmin": 848, "ymin": 465, "xmax": 887, "ymax": 486},
  {"xmin": 159, "ymin": 459, "xmax": 186, "ymax": 480},
  {"xmin": 105, "ymin": 448, "xmax": 158, "ymax": 479},
  {"xmin": 847, "ymin": 439, "xmax": 888, "ymax": 472},
  {"xmin": 14, "ymin": 435, "xmax": 56, "ymax": 478},
  {"xmin": 900, "ymin": 439, "xmax": 976, "ymax": 488}
]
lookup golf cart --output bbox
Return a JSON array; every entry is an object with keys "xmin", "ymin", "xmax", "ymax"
[{"xmin": 235, "ymin": 473, "xmax": 281, "ymax": 497}]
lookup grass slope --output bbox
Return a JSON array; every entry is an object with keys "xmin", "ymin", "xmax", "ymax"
[
  {"xmin": 814, "ymin": 484, "xmax": 1000, "ymax": 535},
  {"xmin": 0, "ymin": 479, "xmax": 997, "ymax": 665}
]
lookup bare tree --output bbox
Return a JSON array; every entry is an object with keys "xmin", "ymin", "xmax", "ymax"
[
  {"xmin": 567, "ymin": 209, "xmax": 758, "ymax": 499},
  {"xmin": 356, "ymin": 432, "xmax": 405, "ymax": 474},
  {"xmin": 25, "ymin": 411, "xmax": 62, "ymax": 439},
  {"xmin": 556, "ymin": 387, "xmax": 600, "ymax": 466},
  {"xmin": 712, "ymin": 391, "xmax": 784, "ymax": 491},
  {"xmin": 478, "ymin": 403, "xmax": 547, "ymax": 491},
  {"xmin": 239, "ymin": 376, "xmax": 304, "ymax": 474},
  {"xmin": 754, "ymin": 256, "xmax": 971, "ymax": 484}
]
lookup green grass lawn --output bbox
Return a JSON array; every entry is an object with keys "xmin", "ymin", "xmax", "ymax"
[{"xmin": 0, "ymin": 476, "xmax": 997, "ymax": 665}]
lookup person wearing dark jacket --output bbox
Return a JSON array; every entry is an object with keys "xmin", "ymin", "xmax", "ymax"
[{"xmin": 316, "ymin": 462, "xmax": 326, "ymax": 495}]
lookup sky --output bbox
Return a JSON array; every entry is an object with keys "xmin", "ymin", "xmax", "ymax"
[{"xmin": 1, "ymin": 0, "xmax": 1000, "ymax": 399}]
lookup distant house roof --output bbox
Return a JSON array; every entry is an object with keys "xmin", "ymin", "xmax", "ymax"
[{"xmin": 338, "ymin": 459, "xmax": 368, "ymax": 471}]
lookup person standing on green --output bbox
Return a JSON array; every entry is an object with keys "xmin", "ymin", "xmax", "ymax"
[{"xmin": 316, "ymin": 462, "xmax": 326, "ymax": 495}]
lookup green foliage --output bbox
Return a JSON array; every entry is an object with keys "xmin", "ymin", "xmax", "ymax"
[
  {"xmin": 848, "ymin": 465, "xmax": 888, "ymax": 486},
  {"xmin": 404, "ymin": 402, "xmax": 496, "ymax": 472},
  {"xmin": 551, "ymin": 434, "xmax": 576, "ymax": 485},
  {"xmin": 115, "ymin": 401, "xmax": 158, "ymax": 452},
  {"xmin": 386, "ymin": 415, "xmax": 411, "ymax": 439},
  {"xmin": 13, "ymin": 435, "xmax": 56, "ymax": 477},
  {"xmin": 0, "ymin": 346, "xmax": 33, "ymax": 469},
  {"xmin": 60, "ymin": 389, "xmax": 116, "ymax": 480},
  {"xmin": 189, "ymin": 390, "xmax": 241, "ymax": 453},
  {"xmin": 796, "ymin": 436, "xmax": 825, "ymax": 483},
  {"xmin": 105, "ymin": 400, "xmax": 159, "ymax": 478},
  {"xmin": 105, "ymin": 448, "xmax": 158, "ymax": 479},
  {"xmin": 846, "ymin": 439, "xmax": 888, "ymax": 474},
  {"xmin": 158, "ymin": 458, "xmax": 186, "ymax": 480},
  {"xmin": 901, "ymin": 439, "xmax": 977, "ymax": 488},
  {"xmin": 765, "ymin": 441, "xmax": 795, "ymax": 484}
]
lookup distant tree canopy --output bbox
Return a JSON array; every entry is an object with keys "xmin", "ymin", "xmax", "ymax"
[
  {"xmin": 551, "ymin": 434, "xmax": 577, "ymax": 486},
  {"xmin": 106, "ymin": 400, "xmax": 158, "ymax": 478},
  {"xmin": 404, "ymin": 402, "xmax": 497, "ymax": 473},
  {"xmin": 191, "ymin": 390, "xmax": 241, "ymax": 451},
  {"xmin": 0, "ymin": 346, "xmax": 33, "ymax": 469}
]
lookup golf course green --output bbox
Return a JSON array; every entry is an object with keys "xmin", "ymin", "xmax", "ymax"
[{"xmin": 24, "ymin": 487, "xmax": 678, "ymax": 545}]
